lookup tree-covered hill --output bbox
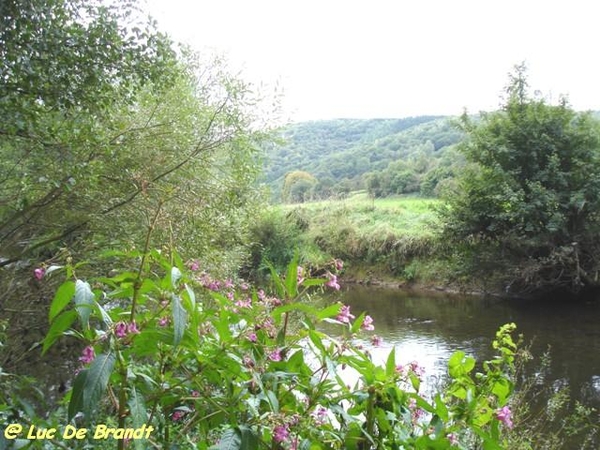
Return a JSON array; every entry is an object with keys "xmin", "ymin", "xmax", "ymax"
[{"xmin": 263, "ymin": 116, "xmax": 465, "ymax": 201}]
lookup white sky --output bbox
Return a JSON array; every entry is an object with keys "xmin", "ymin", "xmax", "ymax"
[{"xmin": 144, "ymin": 0, "xmax": 600, "ymax": 122}]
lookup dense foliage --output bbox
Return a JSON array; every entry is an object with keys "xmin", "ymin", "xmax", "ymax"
[
  {"xmin": 0, "ymin": 0, "xmax": 276, "ymax": 390},
  {"xmin": 264, "ymin": 118, "xmax": 464, "ymax": 201},
  {"xmin": 1, "ymin": 252, "xmax": 527, "ymax": 449},
  {"xmin": 440, "ymin": 65, "xmax": 600, "ymax": 297},
  {"xmin": 2, "ymin": 2, "xmax": 600, "ymax": 448},
  {"xmin": 0, "ymin": 0, "xmax": 271, "ymax": 271}
]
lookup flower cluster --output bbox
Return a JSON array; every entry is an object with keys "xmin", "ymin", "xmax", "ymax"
[
  {"xmin": 114, "ymin": 321, "xmax": 140, "ymax": 338},
  {"xmin": 79, "ymin": 346, "xmax": 95, "ymax": 365},
  {"xmin": 336, "ymin": 304, "xmax": 355, "ymax": 323},
  {"xmin": 325, "ymin": 272, "xmax": 340, "ymax": 290},
  {"xmin": 496, "ymin": 405, "xmax": 513, "ymax": 429}
]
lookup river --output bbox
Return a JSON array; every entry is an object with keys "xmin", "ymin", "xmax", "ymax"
[{"xmin": 331, "ymin": 285, "xmax": 600, "ymax": 445}]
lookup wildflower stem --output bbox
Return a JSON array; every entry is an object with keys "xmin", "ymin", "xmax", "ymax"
[{"xmin": 131, "ymin": 202, "xmax": 162, "ymax": 321}]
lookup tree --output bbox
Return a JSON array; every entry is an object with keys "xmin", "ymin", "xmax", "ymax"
[
  {"xmin": 281, "ymin": 170, "xmax": 317, "ymax": 203},
  {"xmin": 440, "ymin": 64, "xmax": 600, "ymax": 296},
  {"xmin": 0, "ymin": 0, "xmax": 274, "ymax": 271}
]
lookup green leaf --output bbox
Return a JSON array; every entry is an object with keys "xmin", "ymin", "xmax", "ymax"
[
  {"xmin": 308, "ymin": 330, "xmax": 326, "ymax": 355},
  {"xmin": 172, "ymin": 294, "xmax": 187, "ymax": 347},
  {"xmin": 184, "ymin": 283, "xmax": 196, "ymax": 311},
  {"xmin": 49, "ymin": 280, "xmax": 75, "ymax": 322},
  {"xmin": 385, "ymin": 347, "xmax": 396, "ymax": 377},
  {"xmin": 267, "ymin": 262, "xmax": 286, "ymax": 299},
  {"xmin": 317, "ymin": 303, "xmax": 343, "ymax": 320},
  {"xmin": 448, "ymin": 350, "xmax": 475, "ymax": 378},
  {"xmin": 94, "ymin": 301, "xmax": 113, "ymax": 327},
  {"xmin": 42, "ymin": 310, "xmax": 78, "ymax": 354},
  {"xmin": 434, "ymin": 393, "xmax": 449, "ymax": 421},
  {"xmin": 285, "ymin": 252, "xmax": 299, "ymax": 297},
  {"xmin": 129, "ymin": 386, "xmax": 148, "ymax": 450},
  {"xmin": 471, "ymin": 426, "xmax": 503, "ymax": 450},
  {"xmin": 81, "ymin": 352, "xmax": 116, "ymax": 420},
  {"xmin": 68, "ymin": 369, "xmax": 87, "ymax": 421},
  {"xmin": 74, "ymin": 280, "xmax": 95, "ymax": 330},
  {"xmin": 491, "ymin": 377, "xmax": 512, "ymax": 404},
  {"xmin": 302, "ymin": 278, "xmax": 327, "ymax": 288},
  {"xmin": 171, "ymin": 266, "xmax": 182, "ymax": 289},
  {"xmin": 272, "ymin": 302, "xmax": 318, "ymax": 322},
  {"xmin": 350, "ymin": 312, "xmax": 365, "ymax": 334},
  {"xmin": 238, "ymin": 425, "xmax": 259, "ymax": 450},
  {"xmin": 210, "ymin": 428, "xmax": 241, "ymax": 450}
]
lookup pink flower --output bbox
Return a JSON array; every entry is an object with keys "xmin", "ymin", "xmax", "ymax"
[
  {"xmin": 371, "ymin": 335, "xmax": 383, "ymax": 347},
  {"xmin": 33, "ymin": 267, "xmax": 45, "ymax": 280},
  {"xmin": 269, "ymin": 349, "xmax": 283, "ymax": 362},
  {"xmin": 127, "ymin": 321, "xmax": 140, "ymax": 334},
  {"xmin": 409, "ymin": 361, "xmax": 425, "ymax": 379},
  {"xmin": 158, "ymin": 316, "xmax": 169, "ymax": 327},
  {"xmin": 334, "ymin": 259, "xmax": 344, "ymax": 271},
  {"xmin": 257, "ymin": 289, "xmax": 266, "ymax": 300},
  {"xmin": 243, "ymin": 355, "xmax": 255, "ymax": 368},
  {"xmin": 208, "ymin": 281, "xmax": 221, "ymax": 291},
  {"xmin": 115, "ymin": 321, "xmax": 139, "ymax": 338},
  {"xmin": 313, "ymin": 407, "xmax": 328, "ymax": 425},
  {"xmin": 172, "ymin": 410, "xmax": 185, "ymax": 421},
  {"xmin": 224, "ymin": 279, "xmax": 234, "ymax": 289},
  {"xmin": 187, "ymin": 260, "xmax": 200, "ymax": 271},
  {"xmin": 273, "ymin": 425, "xmax": 289, "ymax": 443},
  {"xmin": 325, "ymin": 273, "xmax": 340, "ymax": 290},
  {"xmin": 336, "ymin": 304, "xmax": 355, "ymax": 323},
  {"xmin": 269, "ymin": 297, "xmax": 282, "ymax": 306},
  {"xmin": 79, "ymin": 346, "xmax": 95, "ymax": 364},
  {"xmin": 447, "ymin": 433, "xmax": 459, "ymax": 446},
  {"xmin": 115, "ymin": 322, "xmax": 128, "ymax": 338},
  {"xmin": 235, "ymin": 298, "xmax": 252, "ymax": 309},
  {"xmin": 361, "ymin": 315, "xmax": 375, "ymax": 331},
  {"xmin": 247, "ymin": 332, "xmax": 257, "ymax": 343},
  {"xmin": 496, "ymin": 405, "xmax": 513, "ymax": 429},
  {"xmin": 240, "ymin": 282, "xmax": 249, "ymax": 291}
]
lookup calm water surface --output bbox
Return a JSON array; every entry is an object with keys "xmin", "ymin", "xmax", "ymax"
[{"xmin": 334, "ymin": 286, "xmax": 600, "ymax": 410}]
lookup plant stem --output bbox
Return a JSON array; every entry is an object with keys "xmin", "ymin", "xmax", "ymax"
[{"xmin": 130, "ymin": 202, "xmax": 162, "ymax": 321}]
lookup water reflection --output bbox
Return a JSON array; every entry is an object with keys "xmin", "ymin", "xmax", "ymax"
[{"xmin": 331, "ymin": 285, "xmax": 600, "ymax": 409}]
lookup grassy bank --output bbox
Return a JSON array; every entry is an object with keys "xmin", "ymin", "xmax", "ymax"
[{"xmin": 248, "ymin": 192, "xmax": 454, "ymax": 286}]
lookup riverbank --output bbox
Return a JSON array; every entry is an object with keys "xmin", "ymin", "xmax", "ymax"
[{"xmin": 249, "ymin": 193, "xmax": 499, "ymax": 295}]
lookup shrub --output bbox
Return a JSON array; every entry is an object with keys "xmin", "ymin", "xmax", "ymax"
[{"xmin": 16, "ymin": 251, "xmax": 529, "ymax": 449}]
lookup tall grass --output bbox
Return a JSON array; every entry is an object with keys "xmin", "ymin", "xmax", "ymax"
[{"xmin": 250, "ymin": 193, "xmax": 444, "ymax": 280}]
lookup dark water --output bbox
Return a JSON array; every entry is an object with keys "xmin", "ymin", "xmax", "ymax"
[{"xmin": 334, "ymin": 285, "xmax": 600, "ymax": 414}]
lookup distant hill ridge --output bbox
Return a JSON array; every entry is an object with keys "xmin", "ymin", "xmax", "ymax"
[{"xmin": 263, "ymin": 116, "xmax": 464, "ymax": 194}]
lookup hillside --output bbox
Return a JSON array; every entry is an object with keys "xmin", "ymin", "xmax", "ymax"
[{"xmin": 262, "ymin": 116, "xmax": 465, "ymax": 201}]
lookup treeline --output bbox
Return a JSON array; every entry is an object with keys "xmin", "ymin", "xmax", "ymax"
[{"xmin": 264, "ymin": 117, "xmax": 465, "ymax": 202}]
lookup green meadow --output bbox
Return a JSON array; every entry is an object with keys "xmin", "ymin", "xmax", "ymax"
[{"xmin": 252, "ymin": 192, "xmax": 445, "ymax": 283}]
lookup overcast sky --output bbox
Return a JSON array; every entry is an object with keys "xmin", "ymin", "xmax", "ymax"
[{"xmin": 144, "ymin": 0, "xmax": 599, "ymax": 122}]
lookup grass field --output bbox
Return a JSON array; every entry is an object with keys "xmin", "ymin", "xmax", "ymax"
[{"xmin": 282, "ymin": 191, "xmax": 441, "ymax": 237}]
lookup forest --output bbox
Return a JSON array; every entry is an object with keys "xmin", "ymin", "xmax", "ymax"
[
  {"xmin": 1, "ymin": 1, "xmax": 599, "ymax": 449},
  {"xmin": 263, "ymin": 116, "xmax": 465, "ymax": 201}
]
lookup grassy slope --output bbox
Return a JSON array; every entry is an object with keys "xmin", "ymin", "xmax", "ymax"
[
  {"xmin": 284, "ymin": 191, "xmax": 438, "ymax": 235},
  {"xmin": 277, "ymin": 192, "xmax": 446, "ymax": 284}
]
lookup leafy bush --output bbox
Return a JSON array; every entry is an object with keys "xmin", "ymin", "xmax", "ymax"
[
  {"xmin": 439, "ymin": 64, "xmax": 600, "ymax": 297},
  {"xmin": 6, "ymin": 251, "xmax": 532, "ymax": 450}
]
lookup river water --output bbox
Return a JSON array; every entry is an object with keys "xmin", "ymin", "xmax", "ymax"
[{"xmin": 332, "ymin": 285, "xmax": 600, "ymax": 429}]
